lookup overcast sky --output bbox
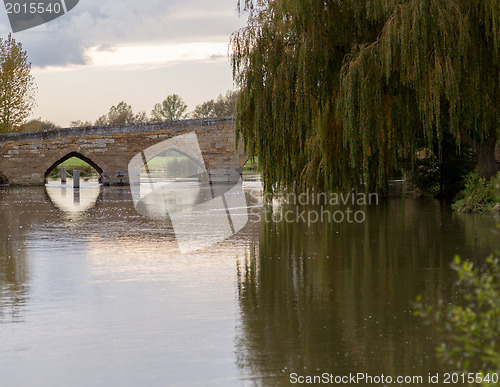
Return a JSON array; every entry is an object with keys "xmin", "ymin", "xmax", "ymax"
[{"xmin": 0, "ymin": 0, "xmax": 247, "ymax": 126}]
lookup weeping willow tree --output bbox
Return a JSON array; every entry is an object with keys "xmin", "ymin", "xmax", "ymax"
[{"xmin": 231, "ymin": 0, "xmax": 499, "ymax": 194}]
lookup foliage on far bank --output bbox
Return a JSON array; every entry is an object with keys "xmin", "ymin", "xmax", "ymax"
[
  {"xmin": 415, "ymin": 249, "xmax": 500, "ymax": 376},
  {"xmin": 74, "ymin": 92, "xmax": 239, "ymax": 126},
  {"xmin": 410, "ymin": 134, "xmax": 477, "ymax": 198},
  {"xmin": 18, "ymin": 118, "xmax": 60, "ymax": 132},
  {"xmin": 47, "ymin": 158, "xmax": 98, "ymax": 179},
  {"xmin": 94, "ymin": 101, "xmax": 146, "ymax": 126},
  {"xmin": 452, "ymin": 173, "xmax": 500, "ymax": 214},
  {"xmin": 191, "ymin": 90, "xmax": 238, "ymax": 119}
]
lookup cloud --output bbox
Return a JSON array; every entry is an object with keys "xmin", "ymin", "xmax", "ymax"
[
  {"xmin": 85, "ymin": 42, "xmax": 230, "ymax": 69},
  {"xmin": 6, "ymin": 0, "xmax": 246, "ymax": 68}
]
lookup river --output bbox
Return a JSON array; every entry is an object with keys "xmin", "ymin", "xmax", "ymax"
[{"xmin": 0, "ymin": 180, "xmax": 498, "ymax": 386}]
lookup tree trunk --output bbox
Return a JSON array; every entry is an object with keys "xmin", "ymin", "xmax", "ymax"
[{"xmin": 474, "ymin": 126, "xmax": 498, "ymax": 180}]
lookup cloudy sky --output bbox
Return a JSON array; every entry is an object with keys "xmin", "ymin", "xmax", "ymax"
[{"xmin": 0, "ymin": 0, "xmax": 247, "ymax": 126}]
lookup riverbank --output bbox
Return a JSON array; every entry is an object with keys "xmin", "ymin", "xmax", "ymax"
[{"xmin": 452, "ymin": 172, "xmax": 500, "ymax": 214}]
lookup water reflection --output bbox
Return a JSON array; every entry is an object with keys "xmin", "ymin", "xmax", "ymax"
[
  {"xmin": 1, "ymin": 184, "xmax": 499, "ymax": 386},
  {"xmin": 136, "ymin": 181, "xmax": 206, "ymax": 217},
  {"xmin": 0, "ymin": 189, "xmax": 29, "ymax": 323},
  {"xmin": 45, "ymin": 181, "xmax": 101, "ymax": 218},
  {"xmin": 0, "ymin": 235, "xmax": 29, "ymax": 324},
  {"xmin": 236, "ymin": 199, "xmax": 498, "ymax": 385},
  {"xmin": 0, "ymin": 185, "xmax": 250, "ymax": 386}
]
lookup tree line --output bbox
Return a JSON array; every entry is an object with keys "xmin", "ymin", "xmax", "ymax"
[
  {"xmin": 73, "ymin": 90, "xmax": 238, "ymax": 127},
  {"xmin": 7, "ymin": 90, "xmax": 238, "ymax": 132},
  {"xmin": 15, "ymin": 90, "xmax": 237, "ymax": 132}
]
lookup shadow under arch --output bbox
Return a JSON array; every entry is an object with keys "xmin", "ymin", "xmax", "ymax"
[
  {"xmin": 44, "ymin": 152, "xmax": 103, "ymax": 183},
  {"xmin": 0, "ymin": 170, "xmax": 8, "ymax": 185}
]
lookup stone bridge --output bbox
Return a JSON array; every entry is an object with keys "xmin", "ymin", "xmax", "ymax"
[{"xmin": 0, "ymin": 118, "xmax": 246, "ymax": 186}]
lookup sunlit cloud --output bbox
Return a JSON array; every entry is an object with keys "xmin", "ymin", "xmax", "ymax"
[
  {"xmin": 31, "ymin": 41, "xmax": 229, "ymax": 74},
  {"xmin": 87, "ymin": 42, "xmax": 229, "ymax": 68}
]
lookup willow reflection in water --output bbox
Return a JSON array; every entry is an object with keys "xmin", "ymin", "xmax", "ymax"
[{"xmin": 236, "ymin": 199, "xmax": 498, "ymax": 385}]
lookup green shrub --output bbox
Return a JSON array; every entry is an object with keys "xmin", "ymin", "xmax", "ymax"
[
  {"xmin": 415, "ymin": 248, "xmax": 500, "ymax": 377},
  {"xmin": 452, "ymin": 173, "xmax": 500, "ymax": 214}
]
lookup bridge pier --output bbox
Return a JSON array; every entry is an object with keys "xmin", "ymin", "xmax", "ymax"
[
  {"xmin": 102, "ymin": 169, "xmax": 128, "ymax": 186},
  {"xmin": 208, "ymin": 168, "xmax": 242, "ymax": 183},
  {"xmin": 73, "ymin": 170, "xmax": 80, "ymax": 188},
  {"xmin": 8, "ymin": 173, "xmax": 46, "ymax": 186},
  {"xmin": 61, "ymin": 167, "xmax": 67, "ymax": 184}
]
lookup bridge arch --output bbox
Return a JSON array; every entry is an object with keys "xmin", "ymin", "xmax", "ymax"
[
  {"xmin": 145, "ymin": 147, "xmax": 207, "ymax": 177},
  {"xmin": 44, "ymin": 152, "xmax": 103, "ymax": 183}
]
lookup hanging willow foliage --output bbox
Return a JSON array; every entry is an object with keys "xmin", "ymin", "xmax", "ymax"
[{"xmin": 231, "ymin": 0, "xmax": 499, "ymax": 194}]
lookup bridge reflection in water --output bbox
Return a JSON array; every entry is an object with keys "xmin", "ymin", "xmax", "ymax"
[
  {"xmin": 44, "ymin": 180, "xmax": 231, "ymax": 220},
  {"xmin": 44, "ymin": 179, "xmax": 216, "ymax": 218},
  {"xmin": 45, "ymin": 181, "xmax": 101, "ymax": 217}
]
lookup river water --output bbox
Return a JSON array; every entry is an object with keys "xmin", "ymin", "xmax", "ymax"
[{"xmin": 0, "ymin": 180, "xmax": 498, "ymax": 386}]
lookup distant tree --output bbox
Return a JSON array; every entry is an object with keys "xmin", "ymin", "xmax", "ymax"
[
  {"xmin": 192, "ymin": 90, "xmax": 238, "ymax": 118},
  {"xmin": 213, "ymin": 90, "xmax": 238, "ymax": 117},
  {"xmin": 95, "ymin": 101, "xmax": 137, "ymax": 126},
  {"xmin": 151, "ymin": 94, "xmax": 187, "ymax": 121},
  {"xmin": 94, "ymin": 114, "xmax": 108, "ymax": 126},
  {"xmin": 19, "ymin": 118, "xmax": 59, "ymax": 131},
  {"xmin": 70, "ymin": 120, "xmax": 93, "ymax": 127},
  {"xmin": 0, "ymin": 34, "xmax": 36, "ymax": 133},
  {"xmin": 107, "ymin": 101, "xmax": 135, "ymax": 125},
  {"xmin": 134, "ymin": 111, "xmax": 149, "ymax": 123},
  {"xmin": 192, "ymin": 100, "xmax": 216, "ymax": 119}
]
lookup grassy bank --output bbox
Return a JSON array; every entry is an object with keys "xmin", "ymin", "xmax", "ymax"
[
  {"xmin": 452, "ymin": 172, "xmax": 500, "ymax": 214},
  {"xmin": 243, "ymin": 158, "xmax": 259, "ymax": 174},
  {"xmin": 48, "ymin": 157, "xmax": 99, "ymax": 179}
]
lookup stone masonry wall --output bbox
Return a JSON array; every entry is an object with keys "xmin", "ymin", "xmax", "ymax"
[{"xmin": 0, "ymin": 118, "xmax": 246, "ymax": 186}]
